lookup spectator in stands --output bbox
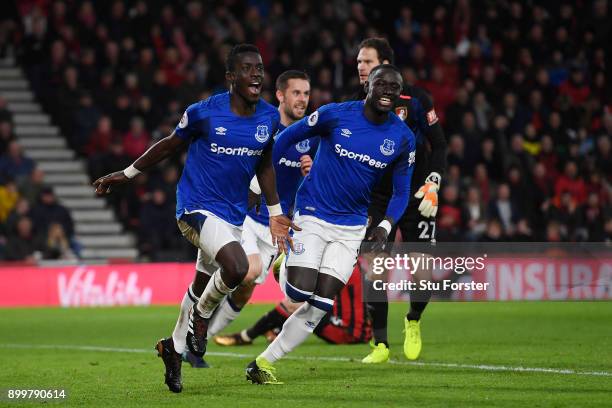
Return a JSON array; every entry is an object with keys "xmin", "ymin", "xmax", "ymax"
[
  {"xmin": 42, "ymin": 222, "xmax": 76, "ymax": 260},
  {"xmin": 0, "ymin": 95, "xmax": 12, "ymax": 123},
  {"xmin": 138, "ymin": 188, "xmax": 180, "ymax": 260},
  {"xmin": 594, "ymin": 133, "xmax": 611, "ymax": 178},
  {"xmin": 462, "ymin": 186, "xmax": 487, "ymax": 241},
  {"xmin": 84, "ymin": 115, "xmax": 120, "ymax": 157},
  {"xmin": 0, "ymin": 118, "xmax": 15, "ymax": 155},
  {"xmin": 0, "ymin": 177, "xmax": 19, "ymax": 223},
  {"xmin": 554, "ymin": 161, "xmax": 587, "ymax": 206},
  {"xmin": 576, "ymin": 192, "xmax": 606, "ymax": 241},
  {"xmin": 72, "ymin": 91, "xmax": 101, "ymax": 154},
  {"xmin": 17, "ymin": 167, "xmax": 45, "ymax": 205},
  {"xmin": 488, "ymin": 183, "xmax": 520, "ymax": 236},
  {"xmin": 30, "ymin": 186, "xmax": 74, "ymax": 241},
  {"xmin": 4, "ymin": 197, "xmax": 31, "ymax": 235},
  {"xmin": 4, "ymin": 216, "xmax": 43, "ymax": 261},
  {"xmin": 88, "ymin": 138, "xmax": 131, "ymax": 183},
  {"xmin": 436, "ymin": 184, "xmax": 462, "ymax": 241},
  {"xmin": 480, "ymin": 219, "xmax": 505, "ymax": 242},
  {"xmin": 0, "ymin": 141, "xmax": 35, "ymax": 184},
  {"xmin": 122, "ymin": 116, "xmax": 150, "ymax": 160}
]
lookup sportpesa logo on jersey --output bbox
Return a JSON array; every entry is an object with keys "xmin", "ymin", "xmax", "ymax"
[
  {"xmin": 334, "ymin": 144, "xmax": 388, "ymax": 168},
  {"xmin": 210, "ymin": 143, "xmax": 264, "ymax": 156},
  {"xmin": 254, "ymin": 125, "xmax": 270, "ymax": 142},
  {"xmin": 295, "ymin": 140, "xmax": 310, "ymax": 153},
  {"xmin": 278, "ymin": 157, "xmax": 301, "ymax": 167}
]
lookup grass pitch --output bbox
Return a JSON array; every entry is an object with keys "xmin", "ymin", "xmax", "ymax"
[{"xmin": 1, "ymin": 302, "xmax": 611, "ymax": 407}]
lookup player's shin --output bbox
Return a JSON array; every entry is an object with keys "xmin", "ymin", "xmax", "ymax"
[
  {"xmin": 209, "ymin": 256, "xmax": 259, "ymax": 337},
  {"xmin": 172, "ymin": 283, "xmax": 201, "ymax": 354},
  {"xmin": 407, "ymin": 258, "xmax": 433, "ymax": 321},
  {"xmin": 260, "ymin": 298, "xmax": 331, "ymax": 363},
  {"xmin": 207, "ymin": 293, "xmax": 244, "ymax": 338},
  {"xmin": 187, "ymin": 269, "xmax": 237, "ymax": 356}
]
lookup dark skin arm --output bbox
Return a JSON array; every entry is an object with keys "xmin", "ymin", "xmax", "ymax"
[
  {"xmin": 366, "ymin": 216, "xmax": 394, "ymax": 253},
  {"xmin": 93, "ymin": 132, "xmax": 186, "ymax": 195},
  {"xmin": 256, "ymin": 141, "xmax": 301, "ymax": 254}
]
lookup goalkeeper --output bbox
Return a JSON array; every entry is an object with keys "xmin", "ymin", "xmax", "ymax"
[{"xmin": 355, "ymin": 38, "xmax": 447, "ymax": 364}]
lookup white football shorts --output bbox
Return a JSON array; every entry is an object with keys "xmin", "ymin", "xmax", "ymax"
[
  {"xmin": 241, "ymin": 215, "xmax": 278, "ymax": 284},
  {"xmin": 177, "ymin": 210, "xmax": 243, "ymax": 275},
  {"xmin": 286, "ymin": 213, "xmax": 366, "ymax": 284}
]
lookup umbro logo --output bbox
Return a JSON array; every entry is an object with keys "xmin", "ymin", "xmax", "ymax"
[
  {"xmin": 215, "ymin": 127, "xmax": 227, "ymax": 135},
  {"xmin": 340, "ymin": 128, "xmax": 352, "ymax": 137}
]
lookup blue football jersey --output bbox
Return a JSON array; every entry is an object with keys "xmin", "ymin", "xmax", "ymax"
[
  {"xmin": 273, "ymin": 101, "xmax": 416, "ymax": 227},
  {"xmin": 174, "ymin": 92, "xmax": 280, "ymax": 225},
  {"xmin": 249, "ymin": 122, "xmax": 319, "ymax": 226}
]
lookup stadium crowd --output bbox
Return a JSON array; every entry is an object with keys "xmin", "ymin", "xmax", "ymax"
[{"xmin": 0, "ymin": 0, "xmax": 610, "ymax": 261}]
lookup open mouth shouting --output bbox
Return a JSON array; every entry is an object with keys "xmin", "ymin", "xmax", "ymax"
[{"xmin": 248, "ymin": 80, "xmax": 262, "ymax": 96}]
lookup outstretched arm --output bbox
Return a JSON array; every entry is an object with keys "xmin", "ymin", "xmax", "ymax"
[{"xmin": 93, "ymin": 132, "xmax": 186, "ymax": 195}]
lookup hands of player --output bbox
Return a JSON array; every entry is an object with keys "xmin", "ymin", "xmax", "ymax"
[
  {"xmin": 269, "ymin": 214, "xmax": 302, "ymax": 254},
  {"xmin": 414, "ymin": 172, "xmax": 441, "ymax": 218},
  {"xmin": 299, "ymin": 155, "xmax": 313, "ymax": 176},
  {"xmin": 93, "ymin": 171, "xmax": 130, "ymax": 195},
  {"xmin": 366, "ymin": 226, "xmax": 389, "ymax": 253}
]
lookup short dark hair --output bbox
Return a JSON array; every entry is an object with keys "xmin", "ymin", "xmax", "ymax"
[
  {"xmin": 275, "ymin": 70, "xmax": 310, "ymax": 91},
  {"xmin": 368, "ymin": 63, "xmax": 402, "ymax": 80},
  {"xmin": 358, "ymin": 37, "xmax": 395, "ymax": 65},
  {"xmin": 225, "ymin": 44, "xmax": 260, "ymax": 72}
]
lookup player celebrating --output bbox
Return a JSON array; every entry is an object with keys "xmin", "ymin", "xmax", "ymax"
[
  {"xmin": 356, "ymin": 38, "xmax": 448, "ymax": 364},
  {"xmin": 93, "ymin": 44, "xmax": 295, "ymax": 393},
  {"xmin": 206, "ymin": 70, "xmax": 318, "ymax": 341},
  {"xmin": 245, "ymin": 64, "xmax": 416, "ymax": 384}
]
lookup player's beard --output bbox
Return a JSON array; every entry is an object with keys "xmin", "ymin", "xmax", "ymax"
[{"xmin": 285, "ymin": 104, "xmax": 306, "ymax": 122}]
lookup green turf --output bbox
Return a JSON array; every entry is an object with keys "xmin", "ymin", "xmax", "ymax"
[{"xmin": 0, "ymin": 302, "xmax": 611, "ymax": 407}]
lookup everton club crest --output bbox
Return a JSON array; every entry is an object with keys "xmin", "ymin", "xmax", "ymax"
[
  {"xmin": 380, "ymin": 139, "xmax": 395, "ymax": 156},
  {"xmin": 255, "ymin": 125, "xmax": 270, "ymax": 142},
  {"xmin": 296, "ymin": 139, "xmax": 310, "ymax": 153}
]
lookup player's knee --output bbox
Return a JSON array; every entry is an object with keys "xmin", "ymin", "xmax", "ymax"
[{"xmin": 225, "ymin": 256, "xmax": 249, "ymax": 281}]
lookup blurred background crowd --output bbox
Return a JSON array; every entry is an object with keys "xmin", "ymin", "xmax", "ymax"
[{"xmin": 0, "ymin": 0, "xmax": 610, "ymax": 262}]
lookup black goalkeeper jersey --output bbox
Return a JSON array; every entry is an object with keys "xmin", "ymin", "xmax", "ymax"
[{"xmin": 363, "ymin": 83, "xmax": 448, "ymax": 214}]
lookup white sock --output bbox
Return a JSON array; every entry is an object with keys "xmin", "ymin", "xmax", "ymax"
[
  {"xmin": 172, "ymin": 284, "xmax": 199, "ymax": 354},
  {"xmin": 207, "ymin": 295, "xmax": 242, "ymax": 337},
  {"xmin": 196, "ymin": 270, "xmax": 233, "ymax": 318},
  {"xmin": 260, "ymin": 301, "xmax": 329, "ymax": 363}
]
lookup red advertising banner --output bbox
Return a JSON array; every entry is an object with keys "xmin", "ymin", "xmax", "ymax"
[
  {"xmin": 0, "ymin": 263, "xmax": 284, "ymax": 307},
  {"xmin": 1, "ymin": 257, "xmax": 610, "ymax": 307},
  {"xmin": 469, "ymin": 258, "xmax": 612, "ymax": 301}
]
